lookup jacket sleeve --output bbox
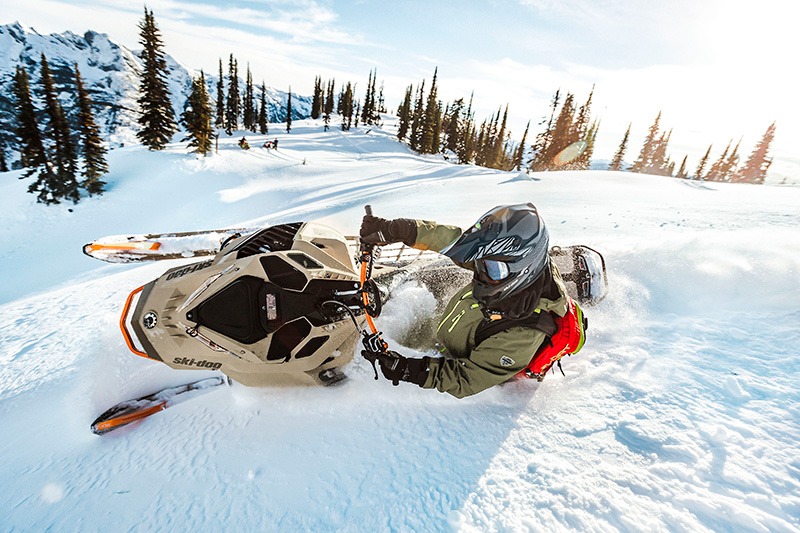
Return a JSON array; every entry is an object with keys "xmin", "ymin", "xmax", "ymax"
[
  {"xmin": 422, "ymin": 327, "xmax": 547, "ymax": 398},
  {"xmin": 412, "ymin": 220, "xmax": 463, "ymax": 252}
]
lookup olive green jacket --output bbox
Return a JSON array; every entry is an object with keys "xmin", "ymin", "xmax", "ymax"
[{"xmin": 411, "ymin": 220, "xmax": 568, "ymax": 398}]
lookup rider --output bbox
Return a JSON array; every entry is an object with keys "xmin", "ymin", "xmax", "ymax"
[{"xmin": 359, "ymin": 203, "xmax": 569, "ymax": 398}]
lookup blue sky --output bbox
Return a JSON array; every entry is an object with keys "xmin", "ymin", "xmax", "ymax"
[{"xmin": 2, "ymin": 0, "xmax": 798, "ymax": 180}]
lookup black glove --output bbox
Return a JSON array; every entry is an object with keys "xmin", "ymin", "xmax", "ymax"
[
  {"xmin": 360, "ymin": 215, "xmax": 417, "ymax": 246},
  {"xmin": 361, "ymin": 349, "xmax": 430, "ymax": 386}
]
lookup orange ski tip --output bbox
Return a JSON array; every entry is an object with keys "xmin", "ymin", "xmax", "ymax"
[
  {"xmin": 87, "ymin": 241, "xmax": 161, "ymax": 253},
  {"xmin": 92, "ymin": 402, "xmax": 167, "ymax": 434}
]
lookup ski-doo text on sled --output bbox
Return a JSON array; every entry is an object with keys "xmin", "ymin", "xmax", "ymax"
[{"xmin": 119, "ymin": 221, "xmax": 379, "ymax": 387}]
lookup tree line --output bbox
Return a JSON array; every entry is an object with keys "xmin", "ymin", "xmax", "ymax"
[
  {"xmin": 608, "ymin": 112, "xmax": 776, "ymax": 185},
  {"xmin": 5, "ymin": 6, "xmax": 778, "ymax": 205},
  {"xmin": 10, "ymin": 54, "xmax": 108, "ymax": 204}
]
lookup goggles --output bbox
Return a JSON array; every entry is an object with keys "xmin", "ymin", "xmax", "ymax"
[{"xmin": 481, "ymin": 259, "xmax": 510, "ymax": 282}]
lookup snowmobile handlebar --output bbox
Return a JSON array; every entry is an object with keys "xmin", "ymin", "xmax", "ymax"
[{"xmin": 358, "ymin": 205, "xmax": 393, "ymax": 379}]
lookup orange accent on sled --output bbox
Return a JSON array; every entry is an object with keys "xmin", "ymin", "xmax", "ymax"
[
  {"xmin": 86, "ymin": 241, "xmax": 161, "ymax": 253},
  {"xmin": 360, "ymin": 258, "xmax": 379, "ymax": 334},
  {"xmin": 92, "ymin": 402, "xmax": 168, "ymax": 434},
  {"xmin": 120, "ymin": 285, "xmax": 149, "ymax": 358}
]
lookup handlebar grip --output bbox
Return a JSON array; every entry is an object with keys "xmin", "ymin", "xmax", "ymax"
[{"xmin": 365, "ymin": 205, "xmax": 373, "ymax": 216}]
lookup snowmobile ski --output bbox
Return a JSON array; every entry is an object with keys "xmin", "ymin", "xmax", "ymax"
[
  {"xmin": 90, "ymin": 376, "xmax": 228, "ymax": 435},
  {"xmin": 83, "ymin": 228, "xmax": 253, "ymax": 263}
]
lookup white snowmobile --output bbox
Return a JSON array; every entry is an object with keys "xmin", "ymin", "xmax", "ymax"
[{"xmin": 85, "ymin": 210, "xmax": 607, "ymax": 434}]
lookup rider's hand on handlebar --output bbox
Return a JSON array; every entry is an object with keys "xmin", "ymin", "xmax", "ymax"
[{"xmin": 359, "ymin": 215, "xmax": 417, "ymax": 246}]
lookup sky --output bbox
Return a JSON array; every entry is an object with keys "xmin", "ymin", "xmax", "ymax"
[{"xmin": 2, "ymin": 0, "xmax": 799, "ymax": 181}]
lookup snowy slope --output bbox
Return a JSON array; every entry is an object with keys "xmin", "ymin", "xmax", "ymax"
[{"xmin": 0, "ymin": 119, "xmax": 799, "ymax": 532}]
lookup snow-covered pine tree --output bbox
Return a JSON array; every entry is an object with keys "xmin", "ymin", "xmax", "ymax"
[
  {"xmin": 74, "ymin": 63, "xmax": 108, "ymax": 195},
  {"xmin": 12, "ymin": 65, "xmax": 47, "ymax": 171},
  {"xmin": 182, "ymin": 70, "xmax": 213, "ymax": 156},
  {"xmin": 136, "ymin": 8, "xmax": 177, "ymax": 150},
  {"xmin": 734, "ymin": 122, "xmax": 775, "ymax": 184},
  {"xmin": 608, "ymin": 123, "xmax": 630, "ymax": 171}
]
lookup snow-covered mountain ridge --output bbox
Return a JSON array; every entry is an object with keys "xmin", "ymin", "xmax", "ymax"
[{"xmin": 0, "ymin": 21, "xmax": 310, "ymax": 162}]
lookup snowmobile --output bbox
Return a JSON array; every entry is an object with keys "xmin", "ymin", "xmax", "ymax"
[{"xmin": 84, "ymin": 209, "xmax": 607, "ymax": 434}]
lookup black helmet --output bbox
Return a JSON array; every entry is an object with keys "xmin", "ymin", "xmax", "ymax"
[{"xmin": 442, "ymin": 203, "xmax": 550, "ymax": 308}]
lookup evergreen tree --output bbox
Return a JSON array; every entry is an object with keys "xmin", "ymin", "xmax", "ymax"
[
  {"xmin": 258, "ymin": 82, "xmax": 269, "ymax": 134},
  {"xmin": 37, "ymin": 54, "xmax": 80, "ymax": 203},
  {"xmin": 608, "ymin": 123, "xmax": 631, "ymax": 171},
  {"xmin": 215, "ymin": 58, "xmax": 225, "ymax": 129},
  {"xmin": 512, "ymin": 120, "xmax": 530, "ymax": 171},
  {"xmin": 0, "ymin": 143, "xmax": 7, "ymax": 172},
  {"xmin": 361, "ymin": 69, "xmax": 373, "ymax": 125},
  {"xmin": 694, "ymin": 145, "xmax": 712, "ymax": 180},
  {"xmin": 529, "ymin": 89, "xmax": 560, "ymax": 171},
  {"xmin": 311, "ymin": 76, "xmax": 322, "ymax": 120},
  {"xmin": 650, "ymin": 130, "xmax": 672, "ymax": 175},
  {"xmin": 491, "ymin": 104, "xmax": 509, "ymax": 168},
  {"xmin": 324, "ymin": 79, "xmax": 335, "ymax": 117},
  {"xmin": 11, "ymin": 65, "xmax": 47, "ymax": 170},
  {"xmin": 420, "ymin": 68, "xmax": 439, "ymax": 154},
  {"xmin": 396, "ymin": 85, "xmax": 413, "ymax": 141},
  {"xmin": 243, "ymin": 64, "xmax": 255, "ymax": 132},
  {"xmin": 705, "ymin": 141, "xmax": 731, "ymax": 182},
  {"xmin": 576, "ymin": 118, "xmax": 599, "ymax": 170},
  {"xmin": 443, "ymin": 97, "xmax": 464, "ymax": 153},
  {"xmin": 676, "ymin": 155, "xmax": 688, "ymax": 178},
  {"xmin": 530, "ymin": 92, "xmax": 575, "ymax": 171},
  {"xmin": 225, "ymin": 54, "xmax": 239, "ymax": 135},
  {"xmin": 377, "ymin": 81, "xmax": 386, "ymax": 113},
  {"xmin": 458, "ymin": 92, "xmax": 476, "ymax": 164},
  {"xmin": 285, "ymin": 87, "xmax": 292, "ymax": 133},
  {"xmin": 631, "ymin": 111, "xmax": 661, "ymax": 174},
  {"xmin": 136, "ymin": 8, "xmax": 177, "ymax": 150},
  {"xmin": 340, "ymin": 82, "xmax": 354, "ymax": 131},
  {"xmin": 181, "ymin": 70, "xmax": 213, "ymax": 156},
  {"xmin": 74, "ymin": 63, "xmax": 108, "ymax": 194},
  {"xmin": 409, "ymin": 80, "xmax": 425, "ymax": 151},
  {"xmin": 735, "ymin": 122, "xmax": 775, "ymax": 184}
]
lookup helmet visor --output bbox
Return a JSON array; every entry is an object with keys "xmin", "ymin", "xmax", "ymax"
[{"xmin": 480, "ymin": 259, "xmax": 510, "ymax": 283}]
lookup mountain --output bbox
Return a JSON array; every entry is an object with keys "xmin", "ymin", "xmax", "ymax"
[{"xmin": 0, "ymin": 22, "xmax": 311, "ymax": 165}]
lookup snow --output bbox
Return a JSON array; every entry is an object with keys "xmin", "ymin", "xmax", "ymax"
[{"xmin": 1, "ymin": 118, "xmax": 799, "ymax": 531}]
